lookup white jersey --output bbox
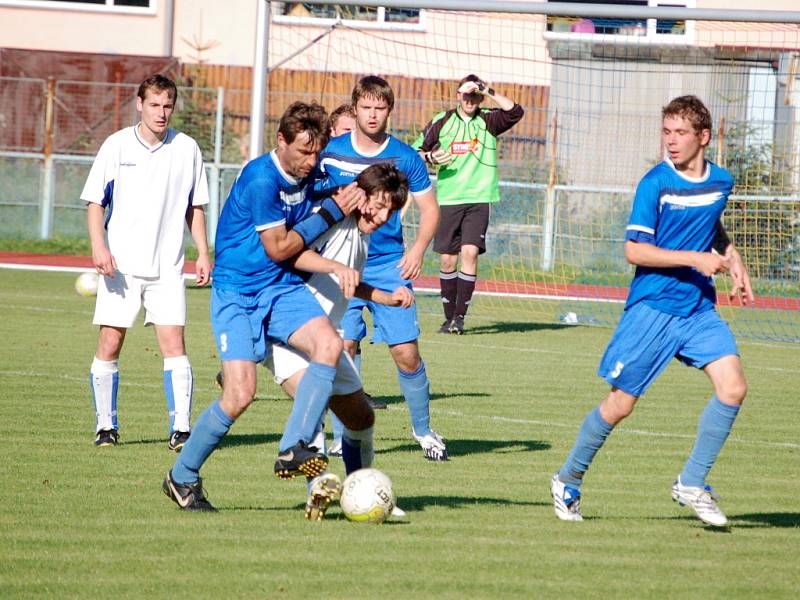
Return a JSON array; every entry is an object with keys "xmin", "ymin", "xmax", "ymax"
[
  {"xmin": 265, "ymin": 215, "xmax": 368, "ymax": 393},
  {"xmin": 306, "ymin": 214, "xmax": 369, "ymax": 328},
  {"xmin": 81, "ymin": 125, "xmax": 209, "ymax": 278}
]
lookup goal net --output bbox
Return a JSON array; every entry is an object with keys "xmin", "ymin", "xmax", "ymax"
[{"xmin": 263, "ymin": 3, "xmax": 800, "ymax": 342}]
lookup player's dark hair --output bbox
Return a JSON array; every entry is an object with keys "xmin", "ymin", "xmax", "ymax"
[
  {"xmin": 662, "ymin": 95, "xmax": 712, "ymax": 136},
  {"xmin": 137, "ymin": 74, "xmax": 178, "ymax": 103},
  {"xmin": 329, "ymin": 103, "xmax": 356, "ymax": 133},
  {"xmin": 356, "ymin": 163, "xmax": 408, "ymax": 211},
  {"xmin": 352, "ymin": 76, "xmax": 394, "ymax": 111},
  {"xmin": 278, "ymin": 101, "xmax": 330, "ymax": 147}
]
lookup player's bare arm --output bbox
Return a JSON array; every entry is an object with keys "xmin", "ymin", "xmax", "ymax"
[
  {"xmin": 397, "ymin": 188, "xmax": 439, "ymax": 280},
  {"xmin": 186, "ymin": 205, "xmax": 211, "ymax": 286},
  {"xmin": 87, "ymin": 202, "xmax": 116, "ymax": 274},
  {"xmin": 624, "ymin": 240, "xmax": 729, "ymax": 277},
  {"xmin": 713, "ymin": 220, "xmax": 754, "ymax": 305},
  {"xmin": 355, "ymin": 283, "xmax": 415, "ymax": 308},
  {"xmin": 259, "ymin": 225, "xmax": 307, "ymax": 264},
  {"xmin": 290, "ymin": 248, "xmax": 360, "ymax": 298}
]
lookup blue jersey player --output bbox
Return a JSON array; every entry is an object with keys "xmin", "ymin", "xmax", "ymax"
[
  {"xmin": 313, "ymin": 75, "xmax": 448, "ymax": 461},
  {"xmin": 550, "ymin": 95, "xmax": 754, "ymax": 527},
  {"xmin": 162, "ymin": 102, "xmax": 366, "ymax": 511}
]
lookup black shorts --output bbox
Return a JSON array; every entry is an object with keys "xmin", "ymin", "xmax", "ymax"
[{"xmin": 433, "ymin": 203, "xmax": 492, "ymax": 255}]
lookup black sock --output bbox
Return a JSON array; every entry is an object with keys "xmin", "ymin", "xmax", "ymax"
[
  {"xmin": 455, "ymin": 271, "xmax": 477, "ymax": 319},
  {"xmin": 439, "ymin": 270, "xmax": 457, "ymax": 321}
]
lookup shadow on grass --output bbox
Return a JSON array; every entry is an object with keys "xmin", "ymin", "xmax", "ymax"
[
  {"xmin": 367, "ymin": 391, "xmax": 491, "ymax": 407},
  {"xmin": 730, "ymin": 512, "xmax": 800, "ymax": 528},
  {"xmin": 125, "ymin": 432, "xmax": 281, "ymax": 449},
  {"xmin": 460, "ymin": 321, "xmax": 574, "ymax": 335},
  {"xmin": 378, "ymin": 438, "xmax": 550, "ymax": 457},
  {"xmin": 399, "ymin": 494, "xmax": 547, "ymax": 512}
]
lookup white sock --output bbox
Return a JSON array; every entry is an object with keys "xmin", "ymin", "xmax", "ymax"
[
  {"xmin": 343, "ymin": 425, "xmax": 374, "ymax": 468},
  {"xmin": 164, "ymin": 355, "xmax": 193, "ymax": 433},
  {"xmin": 90, "ymin": 357, "xmax": 119, "ymax": 432}
]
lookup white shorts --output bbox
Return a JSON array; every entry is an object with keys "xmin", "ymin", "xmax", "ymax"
[
  {"xmin": 264, "ymin": 343, "xmax": 362, "ymax": 396},
  {"xmin": 93, "ymin": 270, "xmax": 186, "ymax": 328}
]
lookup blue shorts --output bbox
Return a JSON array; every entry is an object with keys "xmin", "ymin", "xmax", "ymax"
[
  {"xmin": 598, "ymin": 302, "xmax": 739, "ymax": 397},
  {"xmin": 211, "ymin": 283, "xmax": 326, "ymax": 362},
  {"xmin": 341, "ymin": 260, "xmax": 419, "ymax": 346}
]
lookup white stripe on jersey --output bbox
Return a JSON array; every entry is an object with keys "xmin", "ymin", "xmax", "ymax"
[
  {"xmin": 627, "ymin": 224, "xmax": 655, "ymax": 234},
  {"xmin": 659, "ymin": 191, "xmax": 723, "ymax": 210},
  {"xmin": 255, "ymin": 219, "xmax": 286, "ymax": 232},
  {"xmin": 320, "ymin": 156, "xmax": 370, "ymax": 177}
]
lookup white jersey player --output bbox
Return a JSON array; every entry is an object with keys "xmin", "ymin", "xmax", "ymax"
[
  {"xmin": 83, "ymin": 74, "xmax": 211, "ymax": 451},
  {"xmin": 268, "ymin": 163, "xmax": 413, "ymax": 520}
]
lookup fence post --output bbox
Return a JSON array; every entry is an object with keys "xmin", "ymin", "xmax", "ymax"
[
  {"xmin": 39, "ymin": 77, "xmax": 56, "ymax": 240},
  {"xmin": 541, "ymin": 112, "xmax": 558, "ymax": 271},
  {"xmin": 208, "ymin": 85, "xmax": 225, "ymax": 243}
]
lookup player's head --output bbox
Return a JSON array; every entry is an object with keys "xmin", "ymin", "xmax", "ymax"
[
  {"xmin": 136, "ymin": 74, "xmax": 178, "ymax": 139},
  {"xmin": 458, "ymin": 74, "xmax": 485, "ymax": 117},
  {"xmin": 329, "ymin": 104, "xmax": 356, "ymax": 137},
  {"xmin": 354, "ymin": 163, "xmax": 408, "ymax": 234},
  {"xmin": 661, "ymin": 95, "xmax": 712, "ymax": 168},
  {"xmin": 352, "ymin": 75, "xmax": 394, "ymax": 138},
  {"xmin": 276, "ymin": 101, "xmax": 329, "ymax": 178}
]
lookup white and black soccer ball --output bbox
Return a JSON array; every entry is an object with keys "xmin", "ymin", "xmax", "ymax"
[
  {"xmin": 340, "ymin": 468, "xmax": 395, "ymax": 524},
  {"xmin": 74, "ymin": 271, "xmax": 99, "ymax": 297}
]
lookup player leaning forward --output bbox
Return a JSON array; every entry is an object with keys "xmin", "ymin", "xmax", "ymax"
[
  {"xmin": 267, "ymin": 163, "xmax": 413, "ymax": 520},
  {"xmin": 550, "ymin": 95, "xmax": 754, "ymax": 527},
  {"xmin": 83, "ymin": 74, "xmax": 211, "ymax": 451},
  {"xmin": 163, "ymin": 102, "xmax": 365, "ymax": 512}
]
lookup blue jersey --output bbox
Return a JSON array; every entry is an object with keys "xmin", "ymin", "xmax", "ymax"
[
  {"xmin": 624, "ymin": 158, "xmax": 734, "ymax": 317},
  {"xmin": 316, "ymin": 132, "xmax": 432, "ymax": 266},
  {"xmin": 212, "ymin": 151, "xmax": 313, "ymax": 294}
]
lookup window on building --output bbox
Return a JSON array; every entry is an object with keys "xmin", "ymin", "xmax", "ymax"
[
  {"xmin": 0, "ymin": 0, "xmax": 154, "ymax": 11},
  {"xmin": 546, "ymin": 0, "xmax": 691, "ymax": 41},
  {"xmin": 276, "ymin": 3, "xmax": 423, "ymax": 30}
]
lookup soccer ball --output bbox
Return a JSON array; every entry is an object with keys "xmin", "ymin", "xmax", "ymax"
[
  {"xmin": 340, "ymin": 468, "xmax": 395, "ymax": 524},
  {"xmin": 74, "ymin": 271, "xmax": 99, "ymax": 297}
]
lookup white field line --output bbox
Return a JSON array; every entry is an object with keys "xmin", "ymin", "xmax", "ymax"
[
  {"xmin": 2, "ymin": 369, "xmax": 797, "ymax": 450},
  {"xmin": 0, "ymin": 263, "xmax": 195, "ymax": 279}
]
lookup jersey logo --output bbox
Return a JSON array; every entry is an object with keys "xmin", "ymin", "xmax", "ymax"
[{"xmin": 450, "ymin": 139, "xmax": 479, "ymax": 155}]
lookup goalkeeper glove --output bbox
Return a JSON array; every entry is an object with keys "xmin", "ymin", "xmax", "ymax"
[{"xmin": 423, "ymin": 148, "xmax": 453, "ymax": 166}]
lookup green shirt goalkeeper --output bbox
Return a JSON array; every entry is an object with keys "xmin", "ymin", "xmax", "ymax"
[{"xmin": 414, "ymin": 74, "xmax": 523, "ymax": 334}]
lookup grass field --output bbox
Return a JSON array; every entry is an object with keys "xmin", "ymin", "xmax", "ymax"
[{"xmin": 1, "ymin": 268, "xmax": 798, "ymax": 599}]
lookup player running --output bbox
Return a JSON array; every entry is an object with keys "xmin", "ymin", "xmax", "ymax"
[{"xmin": 550, "ymin": 95, "xmax": 754, "ymax": 527}]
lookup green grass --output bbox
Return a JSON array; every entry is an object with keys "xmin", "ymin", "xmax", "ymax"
[{"xmin": 1, "ymin": 268, "xmax": 798, "ymax": 598}]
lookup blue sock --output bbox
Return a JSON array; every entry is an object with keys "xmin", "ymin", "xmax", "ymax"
[
  {"xmin": 680, "ymin": 396, "xmax": 740, "ymax": 487},
  {"xmin": 558, "ymin": 407, "xmax": 614, "ymax": 489},
  {"xmin": 341, "ymin": 436, "xmax": 362, "ymax": 474},
  {"xmin": 341, "ymin": 427, "xmax": 374, "ymax": 475},
  {"xmin": 172, "ymin": 400, "xmax": 234, "ymax": 484},
  {"xmin": 397, "ymin": 362, "xmax": 431, "ymax": 436},
  {"xmin": 330, "ymin": 411, "xmax": 345, "ymax": 443},
  {"xmin": 279, "ymin": 362, "xmax": 336, "ymax": 452}
]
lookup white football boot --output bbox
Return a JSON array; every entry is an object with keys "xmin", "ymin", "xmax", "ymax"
[
  {"xmin": 412, "ymin": 429, "xmax": 448, "ymax": 461},
  {"xmin": 671, "ymin": 477, "xmax": 728, "ymax": 527},
  {"xmin": 550, "ymin": 473, "xmax": 583, "ymax": 522}
]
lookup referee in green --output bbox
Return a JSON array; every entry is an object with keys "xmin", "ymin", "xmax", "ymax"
[{"xmin": 415, "ymin": 74, "xmax": 523, "ymax": 334}]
